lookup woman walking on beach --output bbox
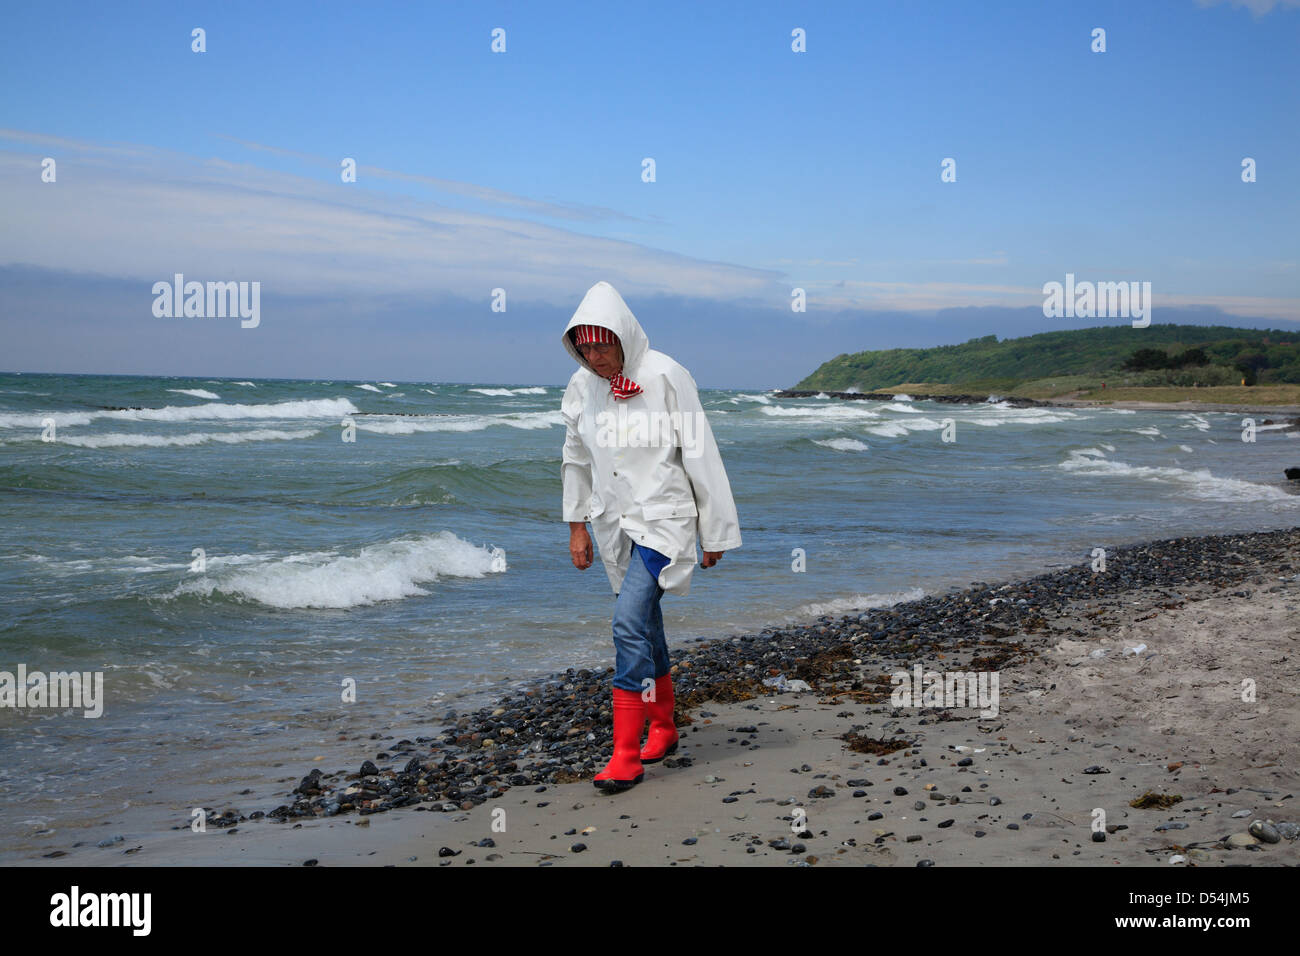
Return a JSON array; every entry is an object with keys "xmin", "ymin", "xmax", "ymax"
[{"xmin": 561, "ymin": 281, "xmax": 742, "ymax": 793}]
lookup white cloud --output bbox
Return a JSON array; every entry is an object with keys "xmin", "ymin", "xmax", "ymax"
[
  {"xmin": 1194, "ymin": 0, "xmax": 1300, "ymax": 15},
  {"xmin": 2, "ymin": 129, "xmax": 1297, "ymax": 321},
  {"xmin": 0, "ymin": 129, "xmax": 779, "ymax": 306}
]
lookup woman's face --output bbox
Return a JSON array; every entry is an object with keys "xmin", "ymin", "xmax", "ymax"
[{"xmin": 577, "ymin": 339, "xmax": 623, "ymax": 378}]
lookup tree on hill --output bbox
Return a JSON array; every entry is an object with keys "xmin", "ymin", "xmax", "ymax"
[{"xmin": 1122, "ymin": 348, "xmax": 1172, "ymax": 371}]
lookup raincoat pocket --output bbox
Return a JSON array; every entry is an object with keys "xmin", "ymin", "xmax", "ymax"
[{"xmin": 642, "ymin": 498, "xmax": 698, "ymax": 521}]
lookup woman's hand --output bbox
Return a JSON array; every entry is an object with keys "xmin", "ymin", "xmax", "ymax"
[
  {"xmin": 701, "ymin": 550, "xmax": 724, "ymax": 568},
  {"xmin": 569, "ymin": 523, "xmax": 593, "ymax": 570}
]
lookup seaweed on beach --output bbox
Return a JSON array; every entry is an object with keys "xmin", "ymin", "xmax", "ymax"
[
  {"xmin": 789, "ymin": 643, "xmax": 856, "ymax": 681},
  {"xmin": 968, "ymin": 642, "xmax": 1033, "ymax": 670},
  {"xmin": 840, "ymin": 731, "xmax": 913, "ymax": 755},
  {"xmin": 675, "ymin": 676, "xmax": 767, "ymax": 711},
  {"xmin": 1130, "ymin": 791, "xmax": 1184, "ymax": 809}
]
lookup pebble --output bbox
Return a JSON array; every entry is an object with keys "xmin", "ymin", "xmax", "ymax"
[
  {"xmin": 1249, "ymin": 820, "xmax": 1280, "ymax": 844},
  {"xmin": 1225, "ymin": 832, "xmax": 1258, "ymax": 849}
]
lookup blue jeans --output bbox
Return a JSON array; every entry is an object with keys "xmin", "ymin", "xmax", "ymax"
[{"xmin": 611, "ymin": 542, "xmax": 670, "ymax": 692}]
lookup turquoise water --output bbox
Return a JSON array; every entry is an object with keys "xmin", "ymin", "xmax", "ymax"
[{"xmin": 1, "ymin": 371, "xmax": 1298, "ymax": 857}]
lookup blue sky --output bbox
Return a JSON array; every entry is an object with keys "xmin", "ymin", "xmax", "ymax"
[{"xmin": 1, "ymin": 0, "xmax": 1298, "ymax": 387}]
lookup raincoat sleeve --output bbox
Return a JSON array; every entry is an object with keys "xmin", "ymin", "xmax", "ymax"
[
  {"xmin": 560, "ymin": 379, "xmax": 594, "ymax": 522},
  {"xmin": 664, "ymin": 365, "xmax": 742, "ymax": 553}
]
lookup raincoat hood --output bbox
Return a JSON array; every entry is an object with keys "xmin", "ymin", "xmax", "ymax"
[{"xmin": 561, "ymin": 281, "xmax": 651, "ymax": 377}]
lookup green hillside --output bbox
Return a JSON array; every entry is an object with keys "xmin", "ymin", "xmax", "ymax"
[{"xmin": 794, "ymin": 324, "xmax": 1300, "ymax": 393}]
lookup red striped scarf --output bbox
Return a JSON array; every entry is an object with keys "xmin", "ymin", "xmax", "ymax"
[{"xmin": 572, "ymin": 324, "xmax": 642, "ymax": 400}]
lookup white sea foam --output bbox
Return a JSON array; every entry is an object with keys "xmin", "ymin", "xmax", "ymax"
[
  {"xmin": 378, "ymin": 382, "xmax": 397, "ymax": 388},
  {"xmin": 355, "ymin": 409, "xmax": 563, "ymax": 435},
  {"xmin": 813, "ymin": 392, "xmax": 829, "ymax": 400},
  {"xmin": 865, "ymin": 417, "xmax": 945, "ymax": 437},
  {"xmin": 864, "ymin": 421, "xmax": 909, "ymax": 438},
  {"xmin": 1178, "ymin": 414, "xmax": 1211, "ymax": 431},
  {"xmin": 1059, "ymin": 448, "xmax": 1297, "ymax": 502},
  {"xmin": 1131, "ymin": 426, "xmax": 1161, "ymax": 437},
  {"xmin": 167, "ymin": 388, "xmax": 221, "ymax": 400},
  {"xmin": 469, "ymin": 386, "xmax": 548, "ymax": 397},
  {"xmin": 58, "ymin": 428, "xmax": 320, "ymax": 448},
  {"xmin": 795, "ymin": 587, "xmax": 927, "ymax": 619},
  {"xmin": 882, "ymin": 402, "xmax": 923, "ymax": 413},
  {"xmin": 355, "ymin": 383, "xmax": 383, "ymax": 392},
  {"xmin": 813, "ymin": 437, "xmax": 870, "ymax": 452},
  {"xmin": 1178, "ymin": 444, "xmax": 1194, "ymax": 453},
  {"xmin": 233, "ymin": 381, "xmax": 257, "ymax": 387},
  {"xmin": 0, "ymin": 398, "xmax": 358, "ymax": 429},
  {"xmin": 1108, "ymin": 408, "xmax": 1137, "ymax": 414},
  {"xmin": 421, "ymin": 388, "xmax": 438, "ymax": 395},
  {"xmin": 892, "ymin": 394, "xmax": 913, "ymax": 402},
  {"xmin": 730, "ymin": 393, "xmax": 773, "ymax": 404},
  {"xmin": 760, "ymin": 405, "xmax": 881, "ymax": 421},
  {"xmin": 23, "ymin": 551, "xmax": 275, "ymax": 576},
  {"xmin": 164, "ymin": 531, "xmax": 507, "ymax": 609},
  {"xmin": 962, "ymin": 407, "xmax": 1080, "ymax": 427},
  {"xmin": 25, "ymin": 553, "xmax": 189, "ymax": 576}
]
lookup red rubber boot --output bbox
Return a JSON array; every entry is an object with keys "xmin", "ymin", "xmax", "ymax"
[
  {"xmin": 640, "ymin": 674, "xmax": 679, "ymax": 764},
  {"xmin": 593, "ymin": 688, "xmax": 645, "ymax": 792}
]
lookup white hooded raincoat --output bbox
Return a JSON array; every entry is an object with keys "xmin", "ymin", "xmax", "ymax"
[{"xmin": 561, "ymin": 282, "xmax": 741, "ymax": 596}]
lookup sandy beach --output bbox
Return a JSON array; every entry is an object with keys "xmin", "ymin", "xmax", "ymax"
[{"xmin": 37, "ymin": 526, "xmax": 1298, "ymax": 868}]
